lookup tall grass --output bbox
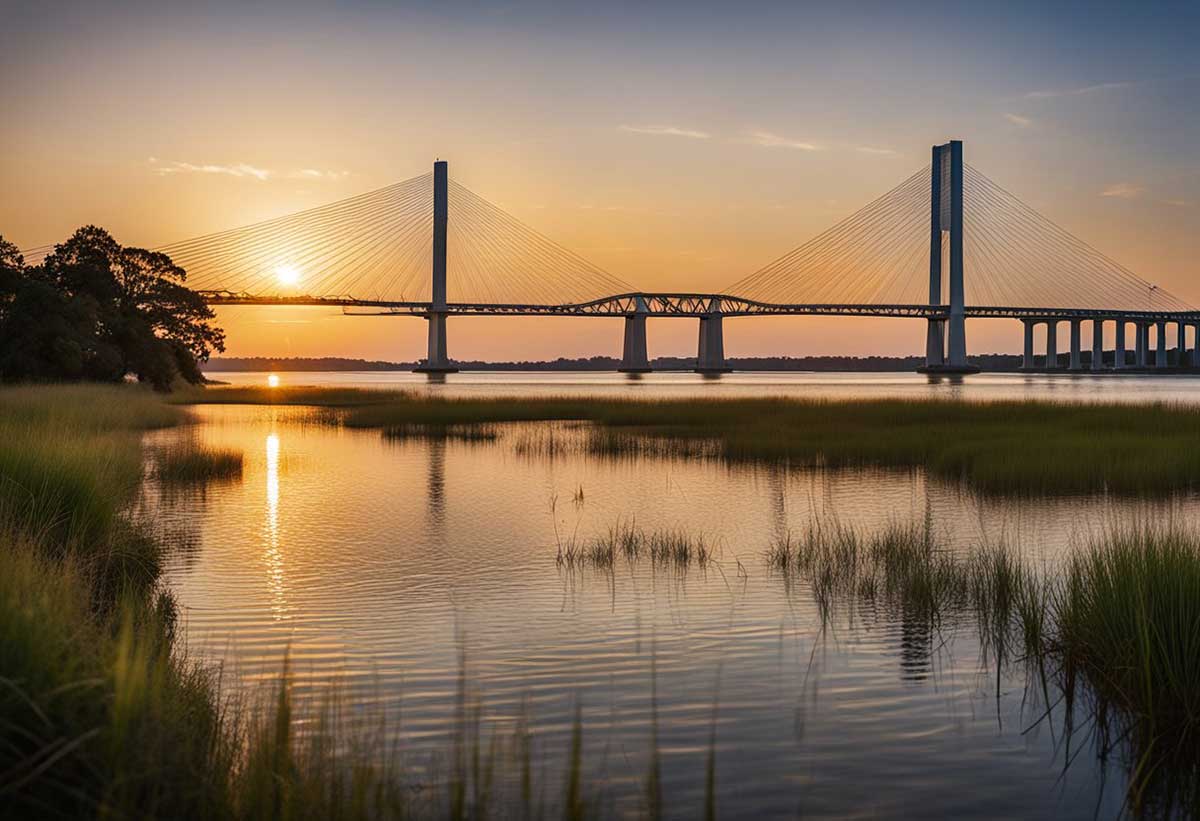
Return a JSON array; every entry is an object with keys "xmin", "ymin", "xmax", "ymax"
[
  {"xmin": 557, "ymin": 521, "xmax": 714, "ymax": 570},
  {"xmin": 0, "ymin": 385, "xmax": 654, "ymax": 818},
  {"xmin": 769, "ymin": 516, "xmax": 1200, "ymax": 814},
  {"xmin": 154, "ymin": 442, "xmax": 244, "ymax": 483},
  {"xmin": 181, "ymin": 388, "xmax": 1200, "ymax": 495}
]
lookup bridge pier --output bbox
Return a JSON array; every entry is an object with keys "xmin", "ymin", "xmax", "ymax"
[
  {"xmin": 619, "ymin": 296, "xmax": 651, "ymax": 373},
  {"xmin": 1045, "ymin": 321, "xmax": 1058, "ymax": 369},
  {"xmin": 1115, "ymin": 321, "xmax": 1127, "ymax": 369},
  {"xmin": 696, "ymin": 300, "xmax": 730, "ymax": 374},
  {"xmin": 1091, "ymin": 319, "xmax": 1104, "ymax": 371},
  {"xmin": 1022, "ymin": 319, "xmax": 1035, "ymax": 370},
  {"xmin": 1069, "ymin": 319, "xmax": 1082, "ymax": 371},
  {"xmin": 415, "ymin": 312, "xmax": 457, "ymax": 373},
  {"xmin": 925, "ymin": 319, "xmax": 945, "ymax": 369},
  {"xmin": 1156, "ymin": 321, "xmax": 1168, "ymax": 368},
  {"xmin": 1135, "ymin": 322, "xmax": 1148, "ymax": 367}
]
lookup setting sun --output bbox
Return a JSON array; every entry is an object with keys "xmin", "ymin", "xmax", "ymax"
[
  {"xmin": 275, "ymin": 265, "xmax": 300, "ymax": 287},
  {"xmin": 267, "ymin": 373, "xmax": 280, "ymax": 387}
]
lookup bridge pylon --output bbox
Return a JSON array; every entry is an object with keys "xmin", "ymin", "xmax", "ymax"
[
  {"xmin": 919, "ymin": 140, "xmax": 978, "ymax": 375},
  {"xmin": 415, "ymin": 159, "xmax": 458, "ymax": 374}
]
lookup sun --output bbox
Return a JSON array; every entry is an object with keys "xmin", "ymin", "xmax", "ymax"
[
  {"xmin": 267, "ymin": 373, "xmax": 280, "ymax": 388},
  {"xmin": 275, "ymin": 265, "xmax": 301, "ymax": 286}
]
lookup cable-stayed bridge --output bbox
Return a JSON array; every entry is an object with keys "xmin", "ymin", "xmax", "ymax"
[{"xmin": 24, "ymin": 141, "xmax": 1198, "ymax": 374}]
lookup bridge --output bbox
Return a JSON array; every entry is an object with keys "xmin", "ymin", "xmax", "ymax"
[{"xmin": 38, "ymin": 140, "xmax": 1200, "ymax": 374}]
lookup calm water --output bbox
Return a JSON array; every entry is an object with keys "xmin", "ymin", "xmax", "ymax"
[
  {"xmin": 150, "ymin": 371, "xmax": 1200, "ymax": 817},
  {"xmin": 210, "ymin": 367, "xmax": 1200, "ymax": 403}
]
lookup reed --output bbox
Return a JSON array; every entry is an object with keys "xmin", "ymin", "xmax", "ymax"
[
  {"xmin": 171, "ymin": 384, "xmax": 405, "ymax": 407},
  {"xmin": 769, "ymin": 514, "xmax": 1200, "ymax": 814},
  {"xmin": 154, "ymin": 443, "xmax": 244, "ymax": 483},
  {"xmin": 557, "ymin": 521, "xmax": 713, "ymax": 570}
]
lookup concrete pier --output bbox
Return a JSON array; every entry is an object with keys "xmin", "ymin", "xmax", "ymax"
[
  {"xmin": 415, "ymin": 160, "xmax": 458, "ymax": 373},
  {"xmin": 1156, "ymin": 321, "xmax": 1168, "ymax": 368},
  {"xmin": 1115, "ymin": 321, "xmax": 1126, "ymax": 369},
  {"xmin": 1045, "ymin": 321, "xmax": 1058, "ymax": 369},
  {"xmin": 1069, "ymin": 319, "xmax": 1082, "ymax": 371},
  {"xmin": 696, "ymin": 299, "xmax": 730, "ymax": 374},
  {"xmin": 619, "ymin": 296, "xmax": 651, "ymax": 373},
  {"xmin": 1022, "ymin": 319, "xmax": 1035, "ymax": 370},
  {"xmin": 1136, "ymin": 322, "xmax": 1148, "ymax": 367},
  {"xmin": 1091, "ymin": 319, "xmax": 1103, "ymax": 371},
  {"xmin": 925, "ymin": 319, "xmax": 945, "ymax": 368}
]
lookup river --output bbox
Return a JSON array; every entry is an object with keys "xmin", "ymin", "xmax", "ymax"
[{"xmin": 143, "ymin": 370, "xmax": 1200, "ymax": 817}]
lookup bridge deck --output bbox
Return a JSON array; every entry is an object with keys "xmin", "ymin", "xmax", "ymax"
[{"xmin": 199, "ymin": 291, "xmax": 1200, "ymax": 323}]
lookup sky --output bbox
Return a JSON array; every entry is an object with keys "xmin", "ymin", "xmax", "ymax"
[{"xmin": 2, "ymin": 0, "xmax": 1199, "ymax": 362}]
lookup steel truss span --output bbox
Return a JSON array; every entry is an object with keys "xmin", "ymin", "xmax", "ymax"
[{"xmin": 197, "ymin": 290, "xmax": 1200, "ymax": 324}]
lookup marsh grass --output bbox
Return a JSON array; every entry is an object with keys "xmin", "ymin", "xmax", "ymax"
[
  {"xmin": 557, "ymin": 521, "xmax": 714, "ymax": 570},
  {"xmin": 170, "ymin": 385, "xmax": 406, "ymax": 408},
  {"xmin": 154, "ymin": 442, "xmax": 244, "ymax": 483},
  {"xmin": 380, "ymin": 423, "xmax": 499, "ymax": 443},
  {"xmin": 183, "ymin": 388, "xmax": 1200, "ymax": 495},
  {"xmin": 770, "ymin": 514, "xmax": 1200, "ymax": 814}
]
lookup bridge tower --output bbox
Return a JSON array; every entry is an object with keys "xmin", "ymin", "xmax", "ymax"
[
  {"xmin": 415, "ymin": 160, "xmax": 458, "ymax": 373},
  {"xmin": 920, "ymin": 140, "xmax": 977, "ymax": 374}
]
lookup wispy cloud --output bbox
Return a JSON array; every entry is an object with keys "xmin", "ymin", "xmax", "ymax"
[
  {"xmin": 747, "ymin": 131, "xmax": 820, "ymax": 151},
  {"xmin": 151, "ymin": 159, "xmax": 271, "ymax": 180},
  {"xmin": 148, "ymin": 158, "xmax": 350, "ymax": 182},
  {"xmin": 288, "ymin": 168, "xmax": 350, "ymax": 181},
  {"xmin": 1003, "ymin": 112, "xmax": 1033, "ymax": 128},
  {"xmin": 1100, "ymin": 182, "xmax": 1144, "ymax": 199},
  {"xmin": 856, "ymin": 146, "xmax": 897, "ymax": 156},
  {"xmin": 1025, "ymin": 81, "xmax": 1132, "ymax": 100},
  {"xmin": 619, "ymin": 124, "xmax": 710, "ymax": 139},
  {"xmin": 1165, "ymin": 199, "xmax": 1194, "ymax": 208}
]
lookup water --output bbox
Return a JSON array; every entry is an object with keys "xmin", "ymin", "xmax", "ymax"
[
  {"xmin": 210, "ymin": 368, "xmax": 1200, "ymax": 403},
  {"xmin": 151, "ymin": 371, "xmax": 1200, "ymax": 817}
]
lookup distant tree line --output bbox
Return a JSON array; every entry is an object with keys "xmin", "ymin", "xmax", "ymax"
[
  {"xmin": 206, "ymin": 353, "xmax": 1027, "ymax": 373},
  {"xmin": 0, "ymin": 227, "xmax": 224, "ymax": 390}
]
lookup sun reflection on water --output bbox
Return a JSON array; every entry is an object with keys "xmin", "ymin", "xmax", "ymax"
[{"xmin": 263, "ymin": 432, "xmax": 288, "ymax": 619}]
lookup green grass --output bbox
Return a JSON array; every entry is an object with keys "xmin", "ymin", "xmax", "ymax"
[
  {"xmin": 179, "ymin": 388, "xmax": 1200, "ymax": 495},
  {"xmin": 768, "ymin": 516, "xmax": 1200, "ymax": 814}
]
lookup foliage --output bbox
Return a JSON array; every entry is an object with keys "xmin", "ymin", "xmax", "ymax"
[{"xmin": 0, "ymin": 227, "xmax": 224, "ymax": 390}]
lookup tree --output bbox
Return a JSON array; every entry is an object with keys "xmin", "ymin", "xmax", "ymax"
[{"xmin": 0, "ymin": 227, "xmax": 225, "ymax": 389}]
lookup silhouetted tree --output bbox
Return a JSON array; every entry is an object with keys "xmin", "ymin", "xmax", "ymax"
[{"xmin": 0, "ymin": 227, "xmax": 224, "ymax": 389}]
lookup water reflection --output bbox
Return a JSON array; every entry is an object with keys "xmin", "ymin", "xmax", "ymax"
[
  {"xmin": 151, "ymin": 403, "xmax": 1192, "ymax": 817},
  {"xmin": 262, "ymin": 432, "xmax": 288, "ymax": 620},
  {"xmin": 426, "ymin": 437, "xmax": 446, "ymax": 530}
]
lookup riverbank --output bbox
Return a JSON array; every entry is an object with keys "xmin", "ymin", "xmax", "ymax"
[{"xmin": 7, "ymin": 383, "xmax": 1200, "ymax": 816}]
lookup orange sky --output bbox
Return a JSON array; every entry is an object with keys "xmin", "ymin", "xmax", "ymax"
[{"xmin": 3, "ymin": 2, "xmax": 1197, "ymax": 361}]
